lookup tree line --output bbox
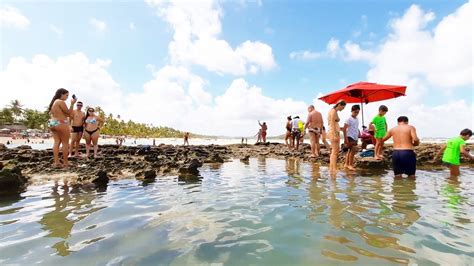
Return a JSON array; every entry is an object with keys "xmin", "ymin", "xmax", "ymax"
[{"xmin": 0, "ymin": 100, "xmax": 187, "ymax": 138}]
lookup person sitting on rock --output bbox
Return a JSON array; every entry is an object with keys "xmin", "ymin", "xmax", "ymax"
[{"xmin": 434, "ymin": 128, "xmax": 473, "ymax": 177}]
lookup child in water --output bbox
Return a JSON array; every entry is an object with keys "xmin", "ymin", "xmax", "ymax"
[
  {"xmin": 369, "ymin": 105, "xmax": 388, "ymax": 160},
  {"xmin": 434, "ymin": 128, "xmax": 473, "ymax": 176}
]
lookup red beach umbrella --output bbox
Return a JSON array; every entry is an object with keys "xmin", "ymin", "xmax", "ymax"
[{"xmin": 318, "ymin": 82, "xmax": 407, "ymax": 126}]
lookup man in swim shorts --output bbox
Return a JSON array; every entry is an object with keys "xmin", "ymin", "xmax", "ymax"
[
  {"xmin": 382, "ymin": 116, "xmax": 420, "ymax": 179},
  {"xmin": 305, "ymin": 105, "xmax": 324, "ymax": 158},
  {"xmin": 70, "ymin": 101, "xmax": 85, "ymax": 157}
]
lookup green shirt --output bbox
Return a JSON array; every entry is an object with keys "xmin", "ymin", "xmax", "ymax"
[
  {"xmin": 442, "ymin": 136, "xmax": 465, "ymax": 165},
  {"xmin": 372, "ymin": 115, "xmax": 387, "ymax": 138}
]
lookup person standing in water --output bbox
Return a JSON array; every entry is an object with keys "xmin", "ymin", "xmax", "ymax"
[
  {"xmin": 83, "ymin": 107, "xmax": 103, "ymax": 159},
  {"xmin": 434, "ymin": 129, "xmax": 473, "ymax": 177},
  {"xmin": 343, "ymin": 105, "xmax": 360, "ymax": 170},
  {"xmin": 48, "ymin": 88, "xmax": 76, "ymax": 167},
  {"xmin": 369, "ymin": 105, "xmax": 388, "ymax": 160},
  {"xmin": 328, "ymin": 100, "xmax": 346, "ymax": 174},
  {"xmin": 305, "ymin": 105, "xmax": 324, "ymax": 158},
  {"xmin": 285, "ymin": 116, "xmax": 292, "ymax": 148},
  {"xmin": 258, "ymin": 121, "xmax": 268, "ymax": 143},
  {"xmin": 381, "ymin": 116, "xmax": 420, "ymax": 179},
  {"xmin": 69, "ymin": 101, "xmax": 85, "ymax": 157},
  {"xmin": 184, "ymin": 132, "xmax": 190, "ymax": 146}
]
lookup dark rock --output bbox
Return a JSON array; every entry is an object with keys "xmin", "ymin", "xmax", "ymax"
[
  {"xmin": 211, "ymin": 154, "xmax": 224, "ymax": 163},
  {"xmin": 17, "ymin": 154, "xmax": 32, "ymax": 163},
  {"xmin": 0, "ymin": 167, "xmax": 28, "ymax": 193},
  {"xmin": 15, "ymin": 145, "xmax": 32, "ymax": 150},
  {"xmin": 93, "ymin": 170, "xmax": 109, "ymax": 185},
  {"xmin": 143, "ymin": 169, "xmax": 157, "ymax": 180},
  {"xmin": 0, "ymin": 143, "xmax": 7, "ymax": 151},
  {"xmin": 179, "ymin": 159, "xmax": 202, "ymax": 175},
  {"xmin": 240, "ymin": 155, "xmax": 250, "ymax": 162},
  {"xmin": 0, "ymin": 162, "xmax": 3, "ymax": 170},
  {"xmin": 355, "ymin": 158, "xmax": 390, "ymax": 169}
]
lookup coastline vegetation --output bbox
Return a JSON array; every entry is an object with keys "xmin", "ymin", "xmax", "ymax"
[{"xmin": 0, "ymin": 100, "xmax": 188, "ymax": 138}]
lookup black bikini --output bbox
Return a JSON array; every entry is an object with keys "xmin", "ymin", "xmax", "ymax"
[{"xmin": 85, "ymin": 128, "xmax": 99, "ymax": 135}]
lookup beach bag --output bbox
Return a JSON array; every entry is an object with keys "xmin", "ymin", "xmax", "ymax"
[{"xmin": 360, "ymin": 149, "xmax": 374, "ymax": 157}]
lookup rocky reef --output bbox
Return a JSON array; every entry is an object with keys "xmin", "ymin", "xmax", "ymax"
[{"xmin": 0, "ymin": 142, "xmax": 471, "ymax": 195}]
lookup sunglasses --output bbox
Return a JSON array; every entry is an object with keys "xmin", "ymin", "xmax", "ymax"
[{"xmin": 88, "ymin": 109, "xmax": 95, "ymax": 112}]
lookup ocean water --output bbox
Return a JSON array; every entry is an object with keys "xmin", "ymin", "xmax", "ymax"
[{"xmin": 0, "ymin": 158, "xmax": 473, "ymax": 265}]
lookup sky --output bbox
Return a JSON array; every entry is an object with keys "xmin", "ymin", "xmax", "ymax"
[{"xmin": 0, "ymin": 0, "xmax": 472, "ymax": 138}]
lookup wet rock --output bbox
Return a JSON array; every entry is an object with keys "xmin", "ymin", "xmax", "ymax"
[
  {"xmin": 15, "ymin": 145, "xmax": 32, "ymax": 150},
  {"xmin": 0, "ymin": 162, "xmax": 3, "ymax": 170},
  {"xmin": 211, "ymin": 154, "xmax": 224, "ymax": 163},
  {"xmin": 355, "ymin": 157, "xmax": 390, "ymax": 169},
  {"xmin": 240, "ymin": 155, "xmax": 250, "ymax": 162},
  {"xmin": 92, "ymin": 170, "xmax": 109, "ymax": 185},
  {"xmin": 179, "ymin": 159, "xmax": 202, "ymax": 175},
  {"xmin": 143, "ymin": 169, "xmax": 157, "ymax": 180},
  {"xmin": 0, "ymin": 143, "xmax": 6, "ymax": 151},
  {"xmin": 0, "ymin": 167, "xmax": 28, "ymax": 193}
]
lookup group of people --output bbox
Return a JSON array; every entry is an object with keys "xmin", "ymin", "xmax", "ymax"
[
  {"xmin": 48, "ymin": 88, "xmax": 103, "ymax": 167},
  {"xmin": 283, "ymin": 101, "xmax": 472, "ymax": 178}
]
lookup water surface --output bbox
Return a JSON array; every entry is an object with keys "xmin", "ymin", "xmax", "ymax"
[{"xmin": 1, "ymin": 159, "xmax": 473, "ymax": 265}]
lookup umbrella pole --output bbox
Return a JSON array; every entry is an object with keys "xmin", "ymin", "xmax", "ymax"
[{"xmin": 361, "ymin": 99, "xmax": 365, "ymax": 127}]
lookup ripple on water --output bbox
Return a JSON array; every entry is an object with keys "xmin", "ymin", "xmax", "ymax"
[{"xmin": 0, "ymin": 159, "xmax": 473, "ymax": 265}]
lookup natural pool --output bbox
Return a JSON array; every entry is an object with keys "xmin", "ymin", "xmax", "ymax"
[{"xmin": 1, "ymin": 158, "xmax": 473, "ymax": 265}]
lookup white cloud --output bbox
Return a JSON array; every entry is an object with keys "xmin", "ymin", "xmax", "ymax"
[
  {"xmin": 146, "ymin": 0, "xmax": 276, "ymax": 76},
  {"xmin": 289, "ymin": 38, "xmax": 340, "ymax": 60},
  {"xmin": 323, "ymin": 2, "xmax": 473, "ymax": 137},
  {"xmin": 129, "ymin": 22, "xmax": 135, "ymax": 30},
  {"xmin": 125, "ymin": 66, "xmax": 307, "ymax": 136},
  {"xmin": 0, "ymin": 6, "xmax": 30, "ymax": 29},
  {"xmin": 0, "ymin": 53, "xmax": 123, "ymax": 114},
  {"xmin": 49, "ymin": 24, "xmax": 63, "ymax": 36},
  {"xmin": 341, "ymin": 2, "xmax": 472, "ymax": 90},
  {"xmin": 89, "ymin": 18, "xmax": 107, "ymax": 32},
  {"xmin": 289, "ymin": 50, "xmax": 322, "ymax": 60}
]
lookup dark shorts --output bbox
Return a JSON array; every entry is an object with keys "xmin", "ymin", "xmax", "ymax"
[
  {"xmin": 392, "ymin": 150, "xmax": 416, "ymax": 176},
  {"xmin": 292, "ymin": 129, "xmax": 301, "ymax": 139},
  {"xmin": 72, "ymin": 126, "xmax": 84, "ymax": 133},
  {"xmin": 348, "ymin": 137, "xmax": 357, "ymax": 145}
]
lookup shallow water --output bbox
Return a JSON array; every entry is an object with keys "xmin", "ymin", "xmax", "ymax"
[{"xmin": 1, "ymin": 159, "xmax": 473, "ymax": 265}]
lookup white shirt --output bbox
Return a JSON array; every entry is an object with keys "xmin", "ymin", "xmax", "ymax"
[
  {"xmin": 345, "ymin": 116, "xmax": 359, "ymax": 140},
  {"xmin": 291, "ymin": 118, "xmax": 302, "ymax": 130}
]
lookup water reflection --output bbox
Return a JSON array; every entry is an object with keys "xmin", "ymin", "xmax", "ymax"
[
  {"xmin": 0, "ymin": 160, "xmax": 472, "ymax": 265},
  {"xmin": 38, "ymin": 182, "xmax": 102, "ymax": 256}
]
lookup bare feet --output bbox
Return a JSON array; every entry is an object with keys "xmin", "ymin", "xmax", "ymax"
[
  {"xmin": 347, "ymin": 166, "xmax": 356, "ymax": 171},
  {"xmin": 52, "ymin": 163, "xmax": 64, "ymax": 168}
]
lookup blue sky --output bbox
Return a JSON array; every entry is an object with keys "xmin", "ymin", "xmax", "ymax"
[{"xmin": 1, "ymin": 0, "xmax": 472, "ymax": 137}]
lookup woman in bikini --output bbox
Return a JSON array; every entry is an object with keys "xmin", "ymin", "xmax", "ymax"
[
  {"xmin": 48, "ymin": 88, "xmax": 76, "ymax": 167},
  {"xmin": 285, "ymin": 116, "xmax": 292, "ymax": 148},
  {"xmin": 83, "ymin": 107, "xmax": 104, "ymax": 158},
  {"xmin": 327, "ymin": 100, "xmax": 346, "ymax": 174}
]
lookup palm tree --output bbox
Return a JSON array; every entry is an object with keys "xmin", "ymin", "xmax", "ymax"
[{"xmin": 9, "ymin": 99, "xmax": 23, "ymax": 122}]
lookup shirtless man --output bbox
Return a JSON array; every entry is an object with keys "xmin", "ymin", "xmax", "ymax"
[
  {"xmin": 70, "ymin": 101, "xmax": 85, "ymax": 157},
  {"xmin": 381, "ymin": 116, "xmax": 420, "ymax": 179},
  {"xmin": 305, "ymin": 105, "xmax": 324, "ymax": 158}
]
